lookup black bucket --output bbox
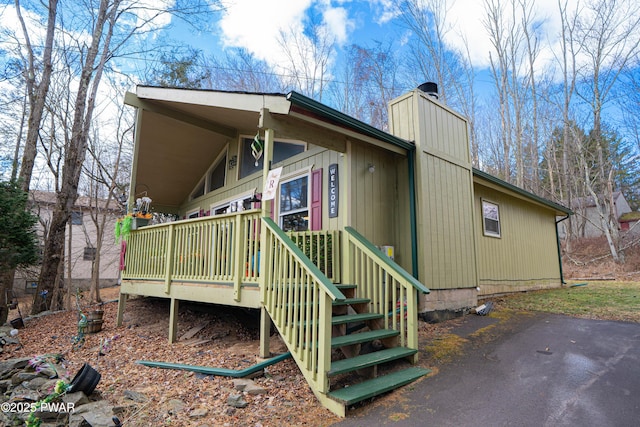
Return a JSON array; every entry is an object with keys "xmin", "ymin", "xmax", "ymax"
[
  {"xmin": 69, "ymin": 363, "xmax": 101, "ymax": 395},
  {"xmin": 10, "ymin": 318, "xmax": 24, "ymax": 329}
]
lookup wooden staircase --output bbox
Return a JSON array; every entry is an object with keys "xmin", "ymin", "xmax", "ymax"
[
  {"xmin": 261, "ymin": 218, "xmax": 431, "ymax": 417},
  {"xmin": 326, "ymin": 284, "xmax": 430, "ymax": 408}
]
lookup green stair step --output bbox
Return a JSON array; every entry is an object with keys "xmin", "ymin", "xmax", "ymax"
[
  {"xmin": 328, "ymin": 366, "xmax": 430, "ymax": 405},
  {"xmin": 332, "ymin": 297, "xmax": 370, "ymax": 306},
  {"xmin": 331, "ymin": 329, "xmax": 399, "ymax": 348},
  {"xmin": 335, "ymin": 284, "xmax": 357, "ymax": 290},
  {"xmin": 328, "ymin": 347, "xmax": 417, "ymax": 376},
  {"xmin": 332, "ymin": 312, "xmax": 384, "ymax": 325}
]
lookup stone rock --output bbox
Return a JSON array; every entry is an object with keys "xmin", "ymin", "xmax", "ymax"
[
  {"xmin": 63, "ymin": 391, "xmax": 90, "ymax": 407},
  {"xmin": 0, "ymin": 357, "xmax": 31, "ymax": 373},
  {"xmin": 32, "ymin": 407, "xmax": 69, "ymax": 423},
  {"xmin": 167, "ymin": 398, "xmax": 186, "ymax": 414},
  {"xmin": 227, "ymin": 394, "xmax": 248, "ymax": 408},
  {"xmin": 9, "ymin": 385, "xmax": 39, "ymax": 401},
  {"xmin": 11, "ymin": 371, "xmax": 39, "ymax": 385},
  {"xmin": 232, "ymin": 378, "xmax": 266, "ymax": 395},
  {"xmin": 123, "ymin": 389, "xmax": 148, "ymax": 403},
  {"xmin": 0, "ymin": 379, "xmax": 12, "ymax": 393},
  {"xmin": 189, "ymin": 408, "xmax": 208, "ymax": 418},
  {"xmin": 71, "ymin": 400, "xmax": 117, "ymax": 427},
  {"xmin": 25, "ymin": 376, "xmax": 48, "ymax": 390}
]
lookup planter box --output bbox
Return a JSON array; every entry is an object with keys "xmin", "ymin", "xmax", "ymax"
[{"xmin": 131, "ymin": 217, "xmax": 150, "ymax": 230}]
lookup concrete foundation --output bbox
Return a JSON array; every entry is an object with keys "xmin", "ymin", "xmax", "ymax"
[{"xmin": 419, "ymin": 288, "xmax": 477, "ymax": 322}]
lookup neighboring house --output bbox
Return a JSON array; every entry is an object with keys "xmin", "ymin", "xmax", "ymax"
[
  {"xmin": 13, "ymin": 191, "xmax": 121, "ymax": 296},
  {"xmin": 558, "ymin": 191, "xmax": 632, "ymax": 238},
  {"xmin": 116, "ymin": 85, "xmax": 571, "ymax": 416}
]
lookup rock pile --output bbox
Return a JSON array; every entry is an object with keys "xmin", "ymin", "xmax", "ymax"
[{"xmin": 0, "ymin": 354, "xmax": 118, "ymax": 427}]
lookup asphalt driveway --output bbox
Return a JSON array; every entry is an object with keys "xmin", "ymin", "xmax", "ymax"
[{"xmin": 336, "ymin": 313, "xmax": 640, "ymax": 427}]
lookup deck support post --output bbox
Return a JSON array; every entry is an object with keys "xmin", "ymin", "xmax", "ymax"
[
  {"xmin": 169, "ymin": 298, "xmax": 180, "ymax": 344},
  {"xmin": 259, "ymin": 306, "xmax": 271, "ymax": 358},
  {"xmin": 116, "ymin": 293, "xmax": 128, "ymax": 327}
]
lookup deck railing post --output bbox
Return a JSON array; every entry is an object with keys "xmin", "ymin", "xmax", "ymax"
[
  {"xmin": 407, "ymin": 287, "xmax": 419, "ymax": 362},
  {"xmin": 317, "ymin": 293, "xmax": 332, "ymax": 393},
  {"xmin": 341, "ymin": 231, "xmax": 352, "ymax": 286},
  {"xmin": 164, "ymin": 223, "xmax": 175, "ymax": 294},
  {"xmin": 233, "ymin": 213, "xmax": 244, "ymax": 302}
]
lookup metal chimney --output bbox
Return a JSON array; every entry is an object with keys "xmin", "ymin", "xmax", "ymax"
[{"xmin": 418, "ymin": 82, "xmax": 438, "ymax": 99}]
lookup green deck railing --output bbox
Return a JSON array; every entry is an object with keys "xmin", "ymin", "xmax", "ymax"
[
  {"xmin": 123, "ymin": 210, "xmax": 261, "ymax": 299},
  {"xmin": 261, "ymin": 217, "xmax": 345, "ymax": 394},
  {"xmin": 343, "ymin": 226, "xmax": 430, "ymax": 361},
  {"xmin": 288, "ymin": 230, "xmax": 341, "ymax": 283}
]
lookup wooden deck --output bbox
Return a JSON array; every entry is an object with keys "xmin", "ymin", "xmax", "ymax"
[{"xmin": 117, "ymin": 211, "xmax": 430, "ymax": 417}]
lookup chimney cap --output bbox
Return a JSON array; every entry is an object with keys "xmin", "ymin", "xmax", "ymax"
[{"xmin": 418, "ymin": 82, "xmax": 438, "ymax": 99}]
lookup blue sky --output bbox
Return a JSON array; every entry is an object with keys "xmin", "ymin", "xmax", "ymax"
[{"xmin": 172, "ymin": 0, "xmax": 569, "ymax": 76}]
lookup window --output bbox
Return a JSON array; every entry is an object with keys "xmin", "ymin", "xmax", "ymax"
[
  {"xmin": 83, "ymin": 247, "xmax": 96, "ymax": 261},
  {"xmin": 191, "ymin": 180, "xmax": 205, "ymax": 200},
  {"xmin": 71, "ymin": 211, "xmax": 83, "ymax": 225},
  {"xmin": 187, "ymin": 210, "xmax": 200, "ymax": 219},
  {"xmin": 239, "ymin": 137, "xmax": 305, "ymax": 179},
  {"xmin": 482, "ymin": 200, "xmax": 501, "ymax": 238},
  {"xmin": 208, "ymin": 154, "xmax": 227, "ymax": 192},
  {"xmin": 279, "ymin": 175, "xmax": 309, "ymax": 232}
]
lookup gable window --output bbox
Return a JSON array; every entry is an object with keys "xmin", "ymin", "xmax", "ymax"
[
  {"xmin": 239, "ymin": 137, "xmax": 305, "ymax": 179},
  {"xmin": 71, "ymin": 211, "xmax": 83, "ymax": 225},
  {"xmin": 208, "ymin": 154, "xmax": 227, "ymax": 192},
  {"xmin": 482, "ymin": 200, "xmax": 501, "ymax": 238},
  {"xmin": 280, "ymin": 175, "xmax": 309, "ymax": 232},
  {"xmin": 191, "ymin": 179, "xmax": 205, "ymax": 200}
]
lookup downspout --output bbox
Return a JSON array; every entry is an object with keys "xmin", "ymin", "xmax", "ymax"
[
  {"xmin": 137, "ymin": 352, "xmax": 292, "ymax": 378},
  {"xmin": 408, "ymin": 148, "xmax": 419, "ymax": 279},
  {"xmin": 556, "ymin": 215, "xmax": 570, "ymax": 285}
]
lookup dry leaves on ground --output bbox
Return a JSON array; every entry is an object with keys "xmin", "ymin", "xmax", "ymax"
[{"xmin": 1, "ymin": 287, "xmax": 341, "ymax": 426}]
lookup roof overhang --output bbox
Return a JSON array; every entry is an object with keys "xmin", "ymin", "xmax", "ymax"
[
  {"xmin": 124, "ymin": 87, "xmax": 413, "ymax": 210},
  {"xmin": 473, "ymin": 168, "xmax": 572, "ymax": 216}
]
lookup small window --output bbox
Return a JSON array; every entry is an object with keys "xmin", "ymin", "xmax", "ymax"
[
  {"xmin": 239, "ymin": 137, "xmax": 305, "ymax": 179},
  {"xmin": 191, "ymin": 180, "xmax": 205, "ymax": 200},
  {"xmin": 83, "ymin": 247, "xmax": 97, "ymax": 261},
  {"xmin": 279, "ymin": 175, "xmax": 309, "ymax": 232},
  {"xmin": 187, "ymin": 210, "xmax": 200, "ymax": 219},
  {"xmin": 208, "ymin": 154, "xmax": 227, "ymax": 192},
  {"xmin": 482, "ymin": 200, "xmax": 501, "ymax": 238},
  {"xmin": 71, "ymin": 211, "xmax": 83, "ymax": 225}
]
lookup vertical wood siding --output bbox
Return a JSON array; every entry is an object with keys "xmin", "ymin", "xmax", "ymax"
[
  {"xmin": 348, "ymin": 142, "xmax": 400, "ymax": 254},
  {"xmin": 389, "ymin": 91, "xmax": 477, "ymax": 290},
  {"xmin": 474, "ymin": 184, "xmax": 562, "ymax": 295}
]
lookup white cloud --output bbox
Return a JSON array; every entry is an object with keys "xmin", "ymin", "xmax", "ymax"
[
  {"xmin": 366, "ymin": 0, "xmax": 399, "ymax": 25},
  {"xmin": 444, "ymin": 0, "xmax": 568, "ymax": 69},
  {"xmin": 322, "ymin": 6, "xmax": 353, "ymax": 44},
  {"xmin": 218, "ymin": 0, "xmax": 313, "ymax": 62}
]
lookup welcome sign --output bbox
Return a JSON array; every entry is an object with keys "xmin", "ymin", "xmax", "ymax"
[{"xmin": 328, "ymin": 163, "xmax": 339, "ymax": 218}]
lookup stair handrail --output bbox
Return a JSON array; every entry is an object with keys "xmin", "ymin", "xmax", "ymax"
[
  {"xmin": 260, "ymin": 217, "xmax": 346, "ymax": 396},
  {"xmin": 262, "ymin": 218, "xmax": 346, "ymax": 302},
  {"xmin": 344, "ymin": 226, "xmax": 430, "ymax": 294}
]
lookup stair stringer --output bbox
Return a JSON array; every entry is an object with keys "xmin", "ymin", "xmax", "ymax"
[{"xmin": 264, "ymin": 308, "xmax": 347, "ymax": 417}]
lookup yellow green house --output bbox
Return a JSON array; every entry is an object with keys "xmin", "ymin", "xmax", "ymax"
[{"xmin": 117, "ymin": 85, "xmax": 570, "ymax": 416}]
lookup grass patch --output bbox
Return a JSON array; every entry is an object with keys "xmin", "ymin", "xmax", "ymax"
[
  {"xmin": 497, "ymin": 281, "xmax": 640, "ymax": 322},
  {"xmin": 424, "ymin": 333, "xmax": 468, "ymax": 363}
]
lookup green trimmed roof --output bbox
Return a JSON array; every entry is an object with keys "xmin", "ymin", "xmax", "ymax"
[
  {"xmin": 286, "ymin": 91, "xmax": 415, "ymax": 152},
  {"xmin": 473, "ymin": 168, "xmax": 572, "ymax": 215}
]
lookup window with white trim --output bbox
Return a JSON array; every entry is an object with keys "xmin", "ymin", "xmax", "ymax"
[
  {"xmin": 208, "ymin": 153, "xmax": 227, "ymax": 193},
  {"xmin": 239, "ymin": 137, "xmax": 305, "ymax": 180},
  {"xmin": 482, "ymin": 200, "xmax": 501, "ymax": 238},
  {"xmin": 279, "ymin": 174, "xmax": 309, "ymax": 232}
]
